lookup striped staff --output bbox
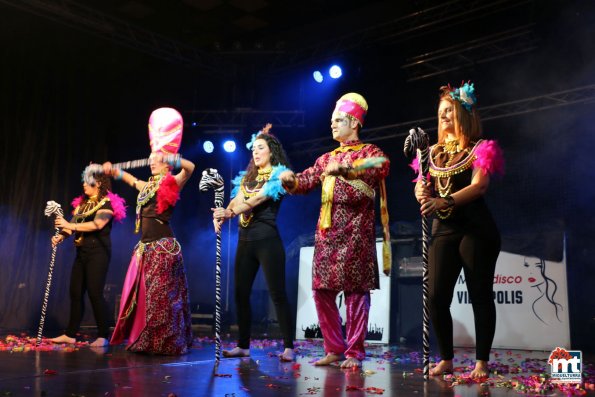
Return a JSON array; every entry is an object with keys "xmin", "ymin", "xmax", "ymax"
[
  {"xmin": 199, "ymin": 168, "xmax": 225, "ymax": 363},
  {"xmin": 82, "ymin": 154, "xmax": 182, "ymax": 185},
  {"xmin": 403, "ymin": 127, "xmax": 431, "ymax": 380},
  {"xmin": 37, "ymin": 201, "xmax": 65, "ymax": 346}
]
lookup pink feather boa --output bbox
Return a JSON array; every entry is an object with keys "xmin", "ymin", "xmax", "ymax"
[
  {"xmin": 408, "ymin": 157, "xmax": 428, "ymax": 183},
  {"xmin": 71, "ymin": 195, "xmax": 84, "ymax": 211},
  {"xmin": 156, "ymin": 173, "xmax": 180, "ymax": 214},
  {"xmin": 473, "ymin": 139, "xmax": 505, "ymax": 176},
  {"xmin": 107, "ymin": 192, "xmax": 127, "ymax": 222},
  {"xmin": 70, "ymin": 191, "xmax": 127, "ymax": 222}
]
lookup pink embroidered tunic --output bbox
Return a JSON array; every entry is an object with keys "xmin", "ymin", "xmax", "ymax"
[{"xmin": 294, "ymin": 141, "xmax": 390, "ymax": 292}]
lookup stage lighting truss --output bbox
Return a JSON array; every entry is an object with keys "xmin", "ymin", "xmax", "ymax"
[{"xmin": 402, "ymin": 25, "xmax": 538, "ymax": 82}]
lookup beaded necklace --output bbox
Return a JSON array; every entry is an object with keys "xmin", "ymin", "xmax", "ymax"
[
  {"xmin": 238, "ymin": 167, "xmax": 271, "ymax": 227},
  {"xmin": 73, "ymin": 195, "xmax": 109, "ymax": 220},
  {"xmin": 135, "ymin": 174, "xmax": 164, "ymax": 233},
  {"xmin": 73, "ymin": 195, "xmax": 109, "ymax": 245},
  {"xmin": 430, "ymin": 140, "xmax": 482, "ymax": 219}
]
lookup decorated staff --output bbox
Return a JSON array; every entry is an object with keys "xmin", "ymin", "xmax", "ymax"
[
  {"xmin": 83, "ymin": 156, "xmax": 181, "ymax": 186},
  {"xmin": 404, "ymin": 127, "xmax": 431, "ymax": 379},
  {"xmin": 37, "ymin": 201, "xmax": 65, "ymax": 346},
  {"xmin": 199, "ymin": 168, "xmax": 225, "ymax": 362}
]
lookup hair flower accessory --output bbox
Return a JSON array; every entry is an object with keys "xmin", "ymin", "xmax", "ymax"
[
  {"xmin": 449, "ymin": 82, "xmax": 477, "ymax": 112},
  {"xmin": 246, "ymin": 123, "xmax": 272, "ymax": 150}
]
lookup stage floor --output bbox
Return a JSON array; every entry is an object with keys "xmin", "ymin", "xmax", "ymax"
[{"xmin": 0, "ymin": 333, "xmax": 593, "ymax": 397}]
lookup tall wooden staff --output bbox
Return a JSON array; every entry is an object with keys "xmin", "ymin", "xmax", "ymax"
[
  {"xmin": 199, "ymin": 168, "xmax": 225, "ymax": 362},
  {"xmin": 404, "ymin": 127, "xmax": 431, "ymax": 379},
  {"xmin": 37, "ymin": 201, "xmax": 65, "ymax": 346}
]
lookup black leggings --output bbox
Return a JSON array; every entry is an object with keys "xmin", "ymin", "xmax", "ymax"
[
  {"xmin": 428, "ymin": 231, "xmax": 500, "ymax": 361},
  {"xmin": 234, "ymin": 236, "xmax": 294, "ymax": 349},
  {"xmin": 66, "ymin": 246, "xmax": 110, "ymax": 339}
]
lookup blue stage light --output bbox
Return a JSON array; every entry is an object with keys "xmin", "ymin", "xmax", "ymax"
[
  {"xmin": 223, "ymin": 140, "xmax": 236, "ymax": 153},
  {"xmin": 313, "ymin": 70, "xmax": 324, "ymax": 83},
  {"xmin": 203, "ymin": 140, "xmax": 214, "ymax": 153},
  {"xmin": 329, "ymin": 65, "xmax": 342, "ymax": 79}
]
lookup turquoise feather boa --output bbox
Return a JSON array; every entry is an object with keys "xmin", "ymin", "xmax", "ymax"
[{"xmin": 230, "ymin": 165, "xmax": 290, "ymax": 201}]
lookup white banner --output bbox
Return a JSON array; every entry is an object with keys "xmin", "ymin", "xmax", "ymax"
[
  {"xmin": 452, "ymin": 249, "xmax": 570, "ymax": 350},
  {"xmin": 295, "ymin": 242, "xmax": 391, "ymax": 344}
]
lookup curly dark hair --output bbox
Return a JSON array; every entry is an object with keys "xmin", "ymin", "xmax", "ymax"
[
  {"xmin": 84, "ymin": 172, "xmax": 112, "ymax": 201},
  {"xmin": 243, "ymin": 132, "xmax": 291, "ymax": 184}
]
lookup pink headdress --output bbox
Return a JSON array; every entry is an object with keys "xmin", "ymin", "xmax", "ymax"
[
  {"xmin": 334, "ymin": 92, "xmax": 368, "ymax": 127},
  {"xmin": 148, "ymin": 107, "xmax": 183, "ymax": 155}
]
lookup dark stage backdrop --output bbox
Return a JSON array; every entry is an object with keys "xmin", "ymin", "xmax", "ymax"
[{"xmin": 1, "ymin": 2, "xmax": 594, "ymax": 353}]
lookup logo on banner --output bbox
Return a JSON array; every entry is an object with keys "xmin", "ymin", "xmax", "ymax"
[{"xmin": 548, "ymin": 347, "xmax": 582, "ymax": 384}]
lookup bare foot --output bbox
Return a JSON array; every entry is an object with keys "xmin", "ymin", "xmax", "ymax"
[
  {"xmin": 50, "ymin": 334, "xmax": 76, "ymax": 344},
  {"xmin": 429, "ymin": 360, "xmax": 453, "ymax": 376},
  {"xmin": 222, "ymin": 347, "xmax": 250, "ymax": 358},
  {"xmin": 340, "ymin": 357, "xmax": 362, "ymax": 369},
  {"xmin": 90, "ymin": 337, "xmax": 108, "ymax": 347},
  {"xmin": 314, "ymin": 353, "xmax": 343, "ymax": 366},
  {"xmin": 279, "ymin": 348, "xmax": 295, "ymax": 362},
  {"xmin": 469, "ymin": 360, "xmax": 489, "ymax": 379}
]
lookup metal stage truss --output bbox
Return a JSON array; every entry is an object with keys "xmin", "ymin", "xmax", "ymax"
[
  {"xmin": 268, "ymin": 0, "xmax": 535, "ymax": 73},
  {"xmin": 401, "ymin": 25, "xmax": 538, "ymax": 82},
  {"xmin": 1, "ymin": 0, "xmax": 535, "ymax": 79},
  {"xmin": 290, "ymin": 84, "xmax": 595, "ymax": 155},
  {"xmin": 0, "ymin": 0, "xmax": 231, "ymax": 75}
]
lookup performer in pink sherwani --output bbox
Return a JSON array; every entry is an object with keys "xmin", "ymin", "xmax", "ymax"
[
  {"xmin": 104, "ymin": 108, "xmax": 195, "ymax": 355},
  {"xmin": 280, "ymin": 93, "xmax": 391, "ymax": 368}
]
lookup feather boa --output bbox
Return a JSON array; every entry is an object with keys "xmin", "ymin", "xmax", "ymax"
[
  {"xmin": 408, "ymin": 157, "xmax": 428, "ymax": 183},
  {"xmin": 230, "ymin": 165, "xmax": 290, "ymax": 201},
  {"xmin": 230, "ymin": 171, "xmax": 247, "ymax": 199},
  {"xmin": 156, "ymin": 173, "xmax": 180, "ymax": 214},
  {"xmin": 70, "ymin": 191, "xmax": 127, "ymax": 222},
  {"xmin": 473, "ymin": 140, "xmax": 505, "ymax": 176},
  {"xmin": 261, "ymin": 165, "xmax": 290, "ymax": 201},
  {"xmin": 107, "ymin": 192, "xmax": 127, "ymax": 222},
  {"xmin": 71, "ymin": 195, "xmax": 85, "ymax": 211}
]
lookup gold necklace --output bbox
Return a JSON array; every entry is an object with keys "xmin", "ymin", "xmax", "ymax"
[
  {"xmin": 443, "ymin": 139, "xmax": 459, "ymax": 154},
  {"xmin": 256, "ymin": 166, "xmax": 272, "ymax": 182},
  {"xmin": 135, "ymin": 174, "xmax": 164, "ymax": 233},
  {"xmin": 238, "ymin": 172, "xmax": 269, "ymax": 228},
  {"xmin": 73, "ymin": 196, "xmax": 108, "ymax": 220},
  {"xmin": 73, "ymin": 196, "xmax": 108, "ymax": 245}
]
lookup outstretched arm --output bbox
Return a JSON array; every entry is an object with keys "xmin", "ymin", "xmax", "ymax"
[
  {"xmin": 212, "ymin": 188, "xmax": 270, "ymax": 222},
  {"xmin": 102, "ymin": 162, "xmax": 146, "ymax": 191}
]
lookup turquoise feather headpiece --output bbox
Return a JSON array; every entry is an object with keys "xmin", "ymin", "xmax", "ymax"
[{"xmin": 448, "ymin": 82, "xmax": 477, "ymax": 112}]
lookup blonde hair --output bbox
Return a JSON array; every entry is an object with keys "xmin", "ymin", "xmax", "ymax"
[{"xmin": 437, "ymin": 86, "xmax": 482, "ymax": 149}]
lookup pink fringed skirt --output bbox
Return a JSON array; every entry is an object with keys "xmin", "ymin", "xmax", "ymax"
[{"xmin": 111, "ymin": 238, "xmax": 193, "ymax": 355}]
